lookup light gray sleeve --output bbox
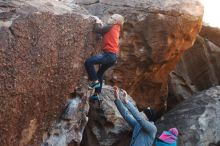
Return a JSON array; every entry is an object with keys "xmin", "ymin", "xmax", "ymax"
[{"xmin": 114, "ymin": 99, "xmax": 138, "ymax": 129}]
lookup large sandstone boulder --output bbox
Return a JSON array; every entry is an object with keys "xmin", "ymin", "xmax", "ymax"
[
  {"xmin": 168, "ymin": 26, "xmax": 220, "ymax": 107},
  {"xmin": 156, "ymin": 86, "xmax": 220, "ymax": 146},
  {"xmin": 78, "ymin": 0, "xmax": 204, "ymax": 111},
  {"xmin": 0, "ymin": 1, "xmax": 100, "ymax": 146}
]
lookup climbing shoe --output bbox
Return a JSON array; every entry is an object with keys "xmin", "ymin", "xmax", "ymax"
[
  {"xmin": 89, "ymin": 94, "xmax": 99, "ymax": 101},
  {"xmin": 88, "ymin": 81, "xmax": 100, "ymax": 89}
]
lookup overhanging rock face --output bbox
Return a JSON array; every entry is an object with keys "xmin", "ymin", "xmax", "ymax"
[
  {"xmin": 78, "ymin": 0, "xmax": 204, "ymax": 111},
  {"xmin": 0, "ymin": 1, "xmax": 99, "ymax": 146},
  {"xmin": 156, "ymin": 86, "xmax": 220, "ymax": 146},
  {"xmin": 168, "ymin": 26, "xmax": 220, "ymax": 107}
]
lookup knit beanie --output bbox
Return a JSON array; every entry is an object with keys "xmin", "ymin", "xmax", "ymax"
[{"xmin": 169, "ymin": 128, "xmax": 179, "ymax": 136}]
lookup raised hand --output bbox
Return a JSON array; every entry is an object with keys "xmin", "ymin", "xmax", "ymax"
[
  {"xmin": 112, "ymin": 86, "xmax": 119, "ymax": 99},
  {"xmin": 89, "ymin": 15, "xmax": 103, "ymax": 25},
  {"xmin": 120, "ymin": 89, "xmax": 129, "ymax": 104}
]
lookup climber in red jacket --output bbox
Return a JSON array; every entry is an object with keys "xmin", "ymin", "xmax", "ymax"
[{"xmin": 84, "ymin": 14, "xmax": 124, "ymax": 100}]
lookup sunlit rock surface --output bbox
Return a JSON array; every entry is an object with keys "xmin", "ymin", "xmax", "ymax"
[
  {"xmin": 168, "ymin": 26, "xmax": 220, "ymax": 108},
  {"xmin": 0, "ymin": 0, "xmax": 99, "ymax": 145},
  {"xmin": 78, "ymin": 0, "xmax": 204, "ymax": 111},
  {"xmin": 156, "ymin": 86, "xmax": 220, "ymax": 146}
]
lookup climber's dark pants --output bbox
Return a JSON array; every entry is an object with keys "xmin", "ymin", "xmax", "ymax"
[{"xmin": 84, "ymin": 52, "xmax": 116, "ymax": 93}]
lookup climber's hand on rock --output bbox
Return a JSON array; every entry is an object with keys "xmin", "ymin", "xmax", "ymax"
[
  {"xmin": 94, "ymin": 16, "xmax": 103, "ymax": 25},
  {"xmin": 88, "ymin": 16, "xmax": 95, "ymax": 22},
  {"xmin": 89, "ymin": 15, "xmax": 103, "ymax": 25}
]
